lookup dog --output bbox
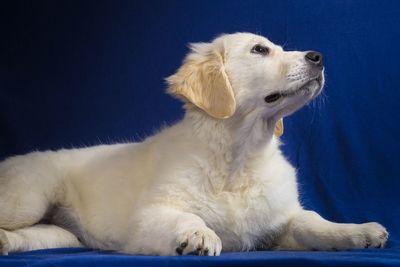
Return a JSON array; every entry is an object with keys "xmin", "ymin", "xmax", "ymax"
[{"xmin": 0, "ymin": 32, "xmax": 388, "ymax": 256}]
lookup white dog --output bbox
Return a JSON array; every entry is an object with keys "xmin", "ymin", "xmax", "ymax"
[{"xmin": 0, "ymin": 33, "xmax": 388, "ymax": 256}]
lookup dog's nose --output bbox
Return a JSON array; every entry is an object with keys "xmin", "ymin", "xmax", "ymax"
[{"xmin": 305, "ymin": 51, "xmax": 323, "ymax": 67}]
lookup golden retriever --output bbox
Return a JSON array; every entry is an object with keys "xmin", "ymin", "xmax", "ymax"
[{"xmin": 0, "ymin": 33, "xmax": 388, "ymax": 256}]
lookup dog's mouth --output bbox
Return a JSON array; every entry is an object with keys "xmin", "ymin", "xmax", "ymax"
[{"xmin": 264, "ymin": 74, "xmax": 324, "ymax": 103}]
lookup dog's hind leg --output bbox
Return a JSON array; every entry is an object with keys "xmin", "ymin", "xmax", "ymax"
[
  {"xmin": 0, "ymin": 188, "xmax": 49, "ymax": 231},
  {"xmin": 0, "ymin": 152, "xmax": 66, "ymax": 230},
  {"xmin": 275, "ymin": 210, "xmax": 388, "ymax": 250},
  {"xmin": 0, "ymin": 224, "xmax": 82, "ymax": 255}
]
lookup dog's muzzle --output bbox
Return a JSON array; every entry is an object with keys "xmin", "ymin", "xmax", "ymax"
[{"xmin": 265, "ymin": 51, "xmax": 325, "ymax": 103}]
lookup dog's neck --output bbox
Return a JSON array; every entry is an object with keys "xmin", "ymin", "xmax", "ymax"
[{"xmin": 183, "ymin": 108, "xmax": 279, "ymax": 191}]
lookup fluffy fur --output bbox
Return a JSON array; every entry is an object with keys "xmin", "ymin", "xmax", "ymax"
[{"xmin": 0, "ymin": 33, "xmax": 388, "ymax": 256}]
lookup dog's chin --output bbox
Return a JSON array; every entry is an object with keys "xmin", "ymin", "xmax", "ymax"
[
  {"xmin": 309, "ymin": 74, "xmax": 324, "ymax": 98},
  {"xmin": 264, "ymin": 74, "xmax": 324, "ymax": 104},
  {"xmin": 262, "ymin": 74, "xmax": 324, "ymax": 122},
  {"xmin": 300, "ymin": 75, "xmax": 324, "ymax": 99}
]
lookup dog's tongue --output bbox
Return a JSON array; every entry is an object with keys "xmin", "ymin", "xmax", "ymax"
[{"xmin": 274, "ymin": 119, "xmax": 284, "ymax": 137}]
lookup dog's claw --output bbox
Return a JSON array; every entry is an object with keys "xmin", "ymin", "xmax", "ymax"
[{"xmin": 176, "ymin": 228, "xmax": 221, "ymax": 256}]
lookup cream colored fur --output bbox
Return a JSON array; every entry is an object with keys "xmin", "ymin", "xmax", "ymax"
[{"xmin": 0, "ymin": 33, "xmax": 388, "ymax": 256}]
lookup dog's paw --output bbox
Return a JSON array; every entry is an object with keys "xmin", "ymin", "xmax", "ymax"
[
  {"xmin": 356, "ymin": 222, "xmax": 388, "ymax": 249},
  {"xmin": 175, "ymin": 228, "xmax": 222, "ymax": 256},
  {"xmin": 336, "ymin": 222, "xmax": 388, "ymax": 250},
  {"xmin": 0, "ymin": 229, "xmax": 11, "ymax": 255}
]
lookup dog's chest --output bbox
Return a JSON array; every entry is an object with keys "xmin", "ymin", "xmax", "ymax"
[
  {"xmin": 169, "ymin": 141, "xmax": 300, "ymax": 251},
  {"xmin": 186, "ymin": 173, "xmax": 294, "ymax": 251},
  {"xmin": 192, "ymin": 187, "xmax": 283, "ymax": 250}
]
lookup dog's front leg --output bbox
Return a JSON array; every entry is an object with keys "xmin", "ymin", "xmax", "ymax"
[
  {"xmin": 123, "ymin": 205, "xmax": 222, "ymax": 256},
  {"xmin": 276, "ymin": 210, "xmax": 388, "ymax": 250}
]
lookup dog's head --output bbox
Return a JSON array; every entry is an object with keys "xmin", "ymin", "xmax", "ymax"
[{"xmin": 167, "ymin": 32, "xmax": 324, "ymax": 124}]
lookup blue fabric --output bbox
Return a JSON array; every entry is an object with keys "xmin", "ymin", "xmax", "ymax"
[
  {"xmin": 1, "ymin": 0, "xmax": 400, "ymax": 266},
  {"xmin": 1, "ymin": 248, "xmax": 400, "ymax": 267}
]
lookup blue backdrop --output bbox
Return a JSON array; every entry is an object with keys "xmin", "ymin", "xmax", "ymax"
[{"xmin": 1, "ymin": 1, "xmax": 400, "ymax": 266}]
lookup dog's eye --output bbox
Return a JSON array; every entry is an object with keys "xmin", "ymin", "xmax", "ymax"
[
  {"xmin": 264, "ymin": 93, "xmax": 281, "ymax": 103},
  {"xmin": 251, "ymin": 44, "xmax": 269, "ymax": 55}
]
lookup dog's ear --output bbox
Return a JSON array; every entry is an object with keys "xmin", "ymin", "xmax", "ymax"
[{"xmin": 166, "ymin": 42, "xmax": 236, "ymax": 119}]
